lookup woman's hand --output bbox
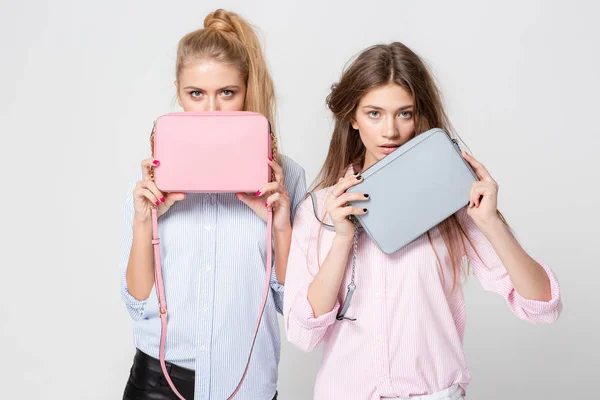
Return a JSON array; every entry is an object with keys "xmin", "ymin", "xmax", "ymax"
[
  {"xmin": 237, "ymin": 158, "xmax": 292, "ymax": 232},
  {"xmin": 324, "ymin": 172, "xmax": 369, "ymax": 240},
  {"xmin": 133, "ymin": 158, "xmax": 186, "ymax": 223},
  {"xmin": 462, "ymin": 151, "xmax": 501, "ymax": 228}
]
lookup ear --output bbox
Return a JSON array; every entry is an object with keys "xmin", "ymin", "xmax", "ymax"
[
  {"xmin": 174, "ymin": 80, "xmax": 183, "ymax": 108},
  {"xmin": 350, "ymin": 118, "xmax": 359, "ymax": 131}
]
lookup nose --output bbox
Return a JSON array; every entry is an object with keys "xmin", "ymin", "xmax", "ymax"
[
  {"xmin": 205, "ymin": 95, "xmax": 220, "ymax": 112},
  {"xmin": 381, "ymin": 115, "xmax": 400, "ymax": 140}
]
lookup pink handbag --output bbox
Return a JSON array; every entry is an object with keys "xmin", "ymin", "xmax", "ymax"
[{"xmin": 149, "ymin": 111, "xmax": 273, "ymax": 399}]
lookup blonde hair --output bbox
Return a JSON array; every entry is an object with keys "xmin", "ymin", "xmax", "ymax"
[{"xmin": 170, "ymin": 9, "xmax": 279, "ymax": 165}]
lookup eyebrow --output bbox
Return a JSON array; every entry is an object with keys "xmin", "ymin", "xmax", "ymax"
[
  {"xmin": 362, "ymin": 104, "xmax": 414, "ymax": 112},
  {"xmin": 183, "ymin": 85, "xmax": 241, "ymax": 91}
]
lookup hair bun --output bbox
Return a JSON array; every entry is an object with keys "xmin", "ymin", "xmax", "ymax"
[{"xmin": 204, "ymin": 9, "xmax": 236, "ymax": 34}]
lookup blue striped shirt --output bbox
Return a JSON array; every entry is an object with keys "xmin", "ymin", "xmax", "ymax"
[{"xmin": 119, "ymin": 154, "xmax": 306, "ymax": 400}]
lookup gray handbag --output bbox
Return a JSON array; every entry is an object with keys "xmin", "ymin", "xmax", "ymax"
[{"xmin": 309, "ymin": 128, "xmax": 477, "ymax": 320}]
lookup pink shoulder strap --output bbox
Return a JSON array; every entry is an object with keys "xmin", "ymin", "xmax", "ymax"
[{"xmin": 151, "ymin": 207, "xmax": 273, "ymax": 400}]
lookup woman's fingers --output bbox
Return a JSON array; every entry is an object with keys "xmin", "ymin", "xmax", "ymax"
[
  {"xmin": 331, "ymin": 174, "xmax": 363, "ymax": 197},
  {"xmin": 141, "ymin": 158, "xmax": 160, "ymax": 180}
]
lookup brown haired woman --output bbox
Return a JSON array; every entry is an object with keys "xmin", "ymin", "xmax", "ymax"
[
  {"xmin": 283, "ymin": 42, "xmax": 561, "ymax": 400},
  {"xmin": 119, "ymin": 9, "xmax": 306, "ymax": 400}
]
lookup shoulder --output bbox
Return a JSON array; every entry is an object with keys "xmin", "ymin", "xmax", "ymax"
[
  {"xmin": 279, "ymin": 154, "xmax": 305, "ymax": 178},
  {"xmin": 279, "ymin": 154, "xmax": 307, "ymax": 199},
  {"xmin": 294, "ymin": 186, "xmax": 333, "ymax": 223}
]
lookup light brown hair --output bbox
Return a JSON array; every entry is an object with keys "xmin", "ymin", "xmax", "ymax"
[{"xmin": 314, "ymin": 42, "xmax": 506, "ymax": 289}]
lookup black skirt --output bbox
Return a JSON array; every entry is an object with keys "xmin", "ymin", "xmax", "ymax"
[{"xmin": 123, "ymin": 349, "xmax": 278, "ymax": 400}]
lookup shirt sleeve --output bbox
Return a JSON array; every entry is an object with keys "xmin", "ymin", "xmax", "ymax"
[
  {"xmin": 457, "ymin": 208, "xmax": 562, "ymax": 324},
  {"xmin": 283, "ymin": 197, "xmax": 340, "ymax": 352}
]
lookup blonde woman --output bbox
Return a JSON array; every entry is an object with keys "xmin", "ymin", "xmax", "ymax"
[{"xmin": 119, "ymin": 10, "xmax": 306, "ymax": 400}]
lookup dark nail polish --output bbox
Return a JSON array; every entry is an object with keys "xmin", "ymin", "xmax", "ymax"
[
  {"xmin": 356, "ymin": 175, "xmax": 362, "ymax": 180},
  {"xmin": 364, "ymin": 194, "xmax": 369, "ymax": 198},
  {"xmin": 363, "ymin": 208, "xmax": 368, "ymax": 212},
  {"xmin": 354, "ymin": 170, "xmax": 359, "ymax": 175}
]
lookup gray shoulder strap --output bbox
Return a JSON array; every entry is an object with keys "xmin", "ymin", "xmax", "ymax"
[
  {"xmin": 309, "ymin": 192, "xmax": 336, "ymax": 231},
  {"xmin": 309, "ymin": 191, "xmax": 365, "ymax": 233}
]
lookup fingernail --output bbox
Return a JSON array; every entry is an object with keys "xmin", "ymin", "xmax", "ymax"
[
  {"xmin": 354, "ymin": 170, "xmax": 359, "ymax": 175},
  {"xmin": 256, "ymin": 190, "xmax": 261, "ymax": 196},
  {"xmin": 155, "ymin": 201, "xmax": 160, "ymax": 205},
  {"xmin": 153, "ymin": 160, "xmax": 160, "ymax": 165},
  {"xmin": 363, "ymin": 208, "xmax": 368, "ymax": 212},
  {"xmin": 265, "ymin": 202, "xmax": 268, "ymax": 207},
  {"xmin": 160, "ymin": 197, "xmax": 165, "ymax": 203},
  {"xmin": 356, "ymin": 175, "xmax": 362, "ymax": 180},
  {"xmin": 364, "ymin": 193, "xmax": 369, "ymax": 198},
  {"xmin": 268, "ymin": 157, "xmax": 273, "ymax": 162}
]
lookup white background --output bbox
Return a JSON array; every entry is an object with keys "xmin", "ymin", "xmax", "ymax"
[{"xmin": 1, "ymin": 0, "xmax": 599, "ymax": 399}]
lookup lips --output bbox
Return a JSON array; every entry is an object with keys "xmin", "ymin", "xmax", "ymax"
[{"xmin": 379, "ymin": 144, "xmax": 399, "ymax": 154}]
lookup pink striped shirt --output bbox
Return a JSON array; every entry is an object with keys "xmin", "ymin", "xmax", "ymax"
[{"xmin": 283, "ymin": 185, "xmax": 562, "ymax": 400}]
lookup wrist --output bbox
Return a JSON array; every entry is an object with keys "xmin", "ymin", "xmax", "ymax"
[
  {"xmin": 273, "ymin": 220, "xmax": 292, "ymax": 235},
  {"xmin": 477, "ymin": 215, "xmax": 508, "ymax": 238},
  {"xmin": 133, "ymin": 216, "xmax": 153, "ymax": 233},
  {"xmin": 133, "ymin": 210, "xmax": 152, "ymax": 223},
  {"xmin": 333, "ymin": 233, "xmax": 354, "ymax": 248}
]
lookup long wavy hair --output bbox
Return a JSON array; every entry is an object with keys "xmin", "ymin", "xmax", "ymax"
[{"xmin": 313, "ymin": 42, "xmax": 507, "ymax": 289}]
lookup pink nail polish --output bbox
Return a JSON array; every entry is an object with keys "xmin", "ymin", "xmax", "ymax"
[
  {"xmin": 160, "ymin": 197, "xmax": 165, "ymax": 202},
  {"xmin": 153, "ymin": 160, "xmax": 160, "ymax": 165},
  {"xmin": 268, "ymin": 157, "xmax": 273, "ymax": 162},
  {"xmin": 155, "ymin": 201, "xmax": 160, "ymax": 205},
  {"xmin": 265, "ymin": 202, "xmax": 268, "ymax": 207},
  {"xmin": 256, "ymin": 190, "xmax": 261, "ymax": 196}
]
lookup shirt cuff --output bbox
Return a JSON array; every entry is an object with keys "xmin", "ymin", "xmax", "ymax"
[
  {"xmin": 514, "ymin": 261, "xmax": 562, "ymax": 315},
  {"xmin": 270, "ymin": 267, "xmax": 284, "ymax": 293},
  {"xmin": 121, "ymin": 284, "xmax": 148, "ymax": 320},
  {"xmin": 291, "ymin": 284, "xmax": 340, "ymax": 330}
]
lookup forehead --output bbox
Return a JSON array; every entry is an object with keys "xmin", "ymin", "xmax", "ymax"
[
  {"xmin": 358, "ymin": 83, "xmax": 413, "ymax": 107},
  {"xmin": 178, "ymin": 60, "xmax": 245, "ymax": 89}
]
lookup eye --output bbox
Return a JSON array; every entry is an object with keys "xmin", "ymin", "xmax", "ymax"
[
  {"xmin": 221, "ymin": 89, "xmax": 234, "ymax": 97},
  {"xmin": 190, "ymin": 91, "xmax": 202, "ymax": 98},
  {"xmin": 399, "ymin": 111, "xmax": 413, "ymax": 119},
  {"xmin": 368, "ymin": 111, "xmax": 380, "ymax": 118}
]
